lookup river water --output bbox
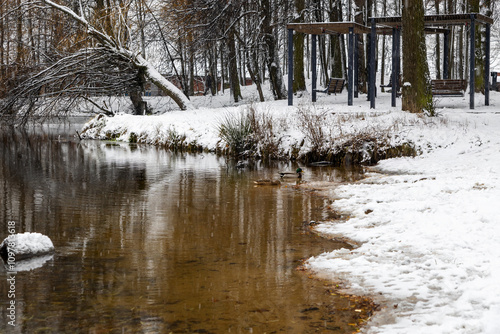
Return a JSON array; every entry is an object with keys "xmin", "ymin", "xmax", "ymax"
[{"xmin": 0, "ymin": 120, "xmax": 368, "ymax": 333}]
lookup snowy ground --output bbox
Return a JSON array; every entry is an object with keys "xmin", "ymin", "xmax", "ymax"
[
  {"xmin": 302, "ymin": 99, "xmax": 500, "ymax": 332},
  {"xmin": 80, "ymin": 83, "xmax": 500, "ymax": 333}
]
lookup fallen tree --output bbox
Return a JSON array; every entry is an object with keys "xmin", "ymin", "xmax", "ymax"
[
  {"xmin": 42, "ymin": 0, "xmax": 193, "ymax": 111},
  {"xmin": 2, "ymin": 47, "xmax": 145, "ymax": 122}
]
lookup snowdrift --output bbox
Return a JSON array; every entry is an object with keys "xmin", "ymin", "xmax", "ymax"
[{"xmin": 1, "ymin": 232, "xmax": 55, "ymax": 262}]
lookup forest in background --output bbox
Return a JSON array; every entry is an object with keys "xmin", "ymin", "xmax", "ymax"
[{"xmin": 0, "ymin": 0, "xmax": 497, "ymax": 118}]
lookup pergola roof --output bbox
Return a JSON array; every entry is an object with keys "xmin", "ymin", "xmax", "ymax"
[
  {"xmin": 286, "ymin": 22, "xmax": 370, "ymax": 35},
  {"xmin": 287, "ymin": 13, "xmax": 494, "ymax": 36},
  {"xmin": 374, "ymin": 13, "xmax": 494, "ymax": 27}
]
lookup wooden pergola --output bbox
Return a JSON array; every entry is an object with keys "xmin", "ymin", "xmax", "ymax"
[{"xmin": 286, "ymin": 13, "xmax": 494, "ymax": 110}]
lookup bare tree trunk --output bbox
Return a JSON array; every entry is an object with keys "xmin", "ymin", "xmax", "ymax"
[
  {"xmin": 402, "ymin": 0, "xmax": 433, "ymax": 114},
  {"xmin": 16, "ymin": 0, "xmax": 24, "ymax": 66},
  {"xmin": 329, "ymin": 0, "xmax": 344, "ymax": 79},
  {"xmin": 136, "ymin": 0, "xmax": 146, "ymax": 58},
  {"xmin": 129, "ymin": 89, "xmax": 145, "ymax": 115},
  {"xmin": 292, "ymin": 0, "xmax": 306, "ymax": 92},
  {"xmin": 435, "ymin": 0, "xmax": 441, "ymax": 79},
  {"xmin": 189, "ymin": 50, "xmax": 195, "ymax": 96},
  {"xmin": 262, "ymin": 0, "xmax": 287, "ymax": 100},
  {"xmin": 445, "ymin": 0, "xmax": 454, "ymax": 79},
  {"xmin": 380, "ymin": 0, "xmax": 388, "ymax": 90},
  {"xmin": 212, "ymin": 43, "xmax": 218, "ymax": 95},
  {"xmin": 312, "ymin": 0, "xmax": 328, "ymax": 86},
  {"xmin": 246, "ymin": 50, "xmax": 265, "ymax": 102},
  {"xmin": 228, "ymin": 28, "xmax": 242, "ymax": 103},
  {"xmin": 354, "ymin": 0, "xmax": 367, "ymax": 93},
  {"xmin": 468, "ymin": 0, "xmax": 485, "ymax": 93}
]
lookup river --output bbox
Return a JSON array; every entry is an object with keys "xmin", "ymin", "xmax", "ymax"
[{"xmin": 0, "ymin": 119, "xmax": 370, "ymax": 333}]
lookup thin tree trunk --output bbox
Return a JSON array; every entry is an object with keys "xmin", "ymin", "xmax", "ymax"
[
  {"xmin": 354, "ymin": 0, "xmax": 367, "ymax": 93},
  {"xmin": 293, "ymin": 0, "xmax": 306, "ymax": 92},
  {"xmin": 16, "ymin": 0, "xmax": 24, "ymax": 66},
  {"xmin": 329, "ymin": 0, "xmax": 344, "ymax": 79},
  {"xmin": 463, "ymin": 0, "xmax": 468, "ymax": 81},
  {"xmin": 219, "ymin": 45, "xmax": 224, "ymax": 94},
  {"xmin": 228, "ymin": 28, "xmax": 242, "ymax": 103},
  {"xmin": 262, "ymin": 0, "xmax": 287, "ymax": 100},
  {"xmin": 313, "ymin": 0, "xmax": 328, "ymax": 86},
  {"xmin": 189, "ymin": 48, "xmax": 194, "ymax": 96},
  {"xmin": 246, "ymin": 50, "xmax": 265, "ymax": 102},
  {"xmin": 380, "ymin": 0, "xmax": 388, "ymax": 90},
  {"xmin": 435, "ymin": 0, "xmax": 441, "ymax": 79}
]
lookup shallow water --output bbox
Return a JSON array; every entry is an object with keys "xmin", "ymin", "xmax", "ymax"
[{"xmin": 0, "ymin": 121, "xmax": 368, "ymax": 333}]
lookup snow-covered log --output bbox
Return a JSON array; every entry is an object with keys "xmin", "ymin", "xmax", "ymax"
[
  {"xmin": 0, "ymin": 232, "xmax": 55, "ymax": 262},
  {"xmin": 42, "ymin": 0, "xmax": 193, "ymax": 111}
]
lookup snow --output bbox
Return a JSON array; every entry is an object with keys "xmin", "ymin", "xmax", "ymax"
[
  {"xmin": 79, "ymin": 82, "xmax": 500, "ymax": 333},
  {"xmin": 1, "ymin": 232, "xmax": 55, "ymax": 262},
  {"xmin": 303, "ymin": 107, "xmax": 500, "ymax": 332}
]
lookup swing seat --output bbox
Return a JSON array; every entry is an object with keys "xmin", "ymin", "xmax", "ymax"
[
  {"xmin": 315, "ymin": 78, "xmax": 345, "ymax": 95},
  {"xmin": 431, "ymin": 79, "xmax": 467, "ymax": 97}
]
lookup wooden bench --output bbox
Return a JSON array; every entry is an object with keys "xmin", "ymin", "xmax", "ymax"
[
  {"xmin": 491, "ymin": 72, "xmax": 500, "ymax": 91},
  {"xmin": 431, "ymin": 79, "xmax": 467, "ymax": 97},
  {"xmin": 315, "ymin": 78, "xmax": 345, "ymax": 95}
]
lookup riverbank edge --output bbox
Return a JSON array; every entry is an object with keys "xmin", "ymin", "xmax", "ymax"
[
  {"xmin": 79, "ymin": 113, "xmax": 419, "ymax": 166},
  {"xmin": 297, "ymin": 181, "xmax": 383, "ymax": 332}
]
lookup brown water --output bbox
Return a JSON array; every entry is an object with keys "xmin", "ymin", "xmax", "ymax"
[{"xmin": 0, "ymin": 121, "xmax": 369, "ymax": 333}]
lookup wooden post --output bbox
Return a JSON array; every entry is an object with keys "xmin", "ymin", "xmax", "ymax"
[
  {"xmin": 469, "ymin": 14, "xmax": 475, "ymax": 110},
  {"xmin": 391, "ymin": 27, "xmax": 397, "ymax": 107},
  {"xmin": 354, "ymin": 34, "xmax": 359, "ymax": 98},
  {"xmin": 485, "ymin": 23, "xmax": 490, "ymax": 106},
  {"xmin": 370, "ymin": 18, "xmax": 376, "ymax": 109},
  {"xmin": 348, "ymin": 27, "xmax": 354, "ymax": 106},
  {"xmin": 312, "ymin": 34, "xmax": 317, "ymax": 102},
  {"xmin": 288, "ymin": 29, "xmax": 294, "ymax": 106},
  {"xmin": 444, "ymin": 30, "xmax": 449, "ymax": 80},
  {"xmin": 396, "ymin": 27, "xmax": 401, "ymax": 96}
]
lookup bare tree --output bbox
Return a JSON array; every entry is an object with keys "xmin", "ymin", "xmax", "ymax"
[
  {"xmin": 2, "ymin": 47, "xmax": 149, "ymax": 122},
  {"xmin": 468, "ymin": 0, "xmax": 485, "ymax": 93},
  {"xmin": 49, "ymin": 0, "xmax": 193, "ymax": 108},
  {"xmin": 329, "ymin": 0, "xmax": 345, "ymax": 79},
  {"xmin": 402, "ymin": 0, "xmax": 433, "ymax": 114},
  {"xmin": 0, "ymin": 0, "xmax": 194, "ymax": 118},
  {"xmin": 262, "ymin": 0, "xmax": 287, "ymax": 100},
  {"xmin": 292, "ymin": 0, "xmax": 306, "ymax": 92}
]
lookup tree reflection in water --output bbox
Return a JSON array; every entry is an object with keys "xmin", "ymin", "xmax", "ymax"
[{"xmin": 0, "ymin": 123, "xmax": 373, "ymax": 333}]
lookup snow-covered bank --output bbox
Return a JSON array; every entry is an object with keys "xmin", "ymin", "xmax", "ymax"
[
  {"xmin": 80, "ymin": 93, "xmax": 434, "ymax": 162},
  {"xmin": 306, "ymin": 107, "xmax": 500, "ymax": 333}
]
